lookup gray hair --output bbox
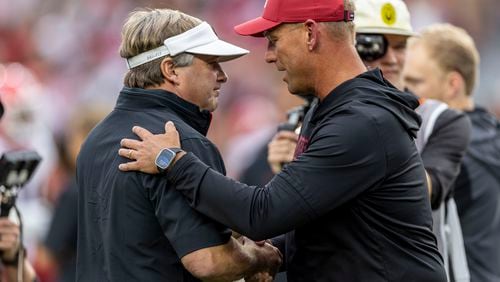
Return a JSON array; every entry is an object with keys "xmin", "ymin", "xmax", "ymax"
[
  {"xmin": 322, "ymin": 0, "xmax": 356, "ymax": 44},
  {"xmin": 119, "ymin": 9, "xmax": 200, "ymax": 88}
]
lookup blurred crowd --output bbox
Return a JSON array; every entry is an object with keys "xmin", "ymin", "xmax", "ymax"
[{"xmin": 0, "ymin": 0, "xmax": 499, "ymax": 280}]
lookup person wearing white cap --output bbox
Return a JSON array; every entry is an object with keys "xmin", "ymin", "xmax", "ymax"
[
  {"xmin": 354, "ymin": 0, "xmax": 415, "ymax": 90},
  {"xmin": 117, "ymin": 0, "xmax": 448, "ymax": 280},
  {"xmin": 355, "ymin": 1, "xmax": 471, "ymax": 281},
  {"xmin": 75, "ymin": 9, "xmax": 281, "ymax": 282}
]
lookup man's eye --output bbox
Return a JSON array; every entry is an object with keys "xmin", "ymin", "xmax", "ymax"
[
  {"xmin": 393, "ymin": 43, "xmax": 407, "ymax": 50},
  {"xmin": 266, "ymin": 35, "xmax": 277, "ymax": 44}
]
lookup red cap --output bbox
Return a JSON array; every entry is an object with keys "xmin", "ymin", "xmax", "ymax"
[{"xmin": 234, "ymin": 0, "xmax": 355, "ymax": 37}]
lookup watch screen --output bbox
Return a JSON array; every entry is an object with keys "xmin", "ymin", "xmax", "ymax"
[{"xmin": 157, "ymin": 157, "xmax": 170, "ymax": 167}]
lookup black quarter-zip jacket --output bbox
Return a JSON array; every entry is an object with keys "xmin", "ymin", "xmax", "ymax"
[
  {"xmin": 76, "ymin": 87, "xmax": 230, "ymax": 281},
  {"xmin": 167, "ymin": 69, "xmax": 447, "ymax": 281}
]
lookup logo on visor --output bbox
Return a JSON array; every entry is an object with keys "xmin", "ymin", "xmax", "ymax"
[
  {"xmin": 381, "ymin": 3, "xmax": 397, "ymax": 26},
  {"xmin": 146, "ymin": 51, "xmax": 166, "ymax": 61}
]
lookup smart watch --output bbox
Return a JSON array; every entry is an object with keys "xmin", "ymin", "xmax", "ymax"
[{"xmin": 155, "ymin": 148, "xmax": 183, "ymax": 174}]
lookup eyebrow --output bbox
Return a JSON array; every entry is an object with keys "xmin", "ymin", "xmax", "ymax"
[{"xmin": 403, "ymin": 75, "xmax": 422, "ymax": 83}]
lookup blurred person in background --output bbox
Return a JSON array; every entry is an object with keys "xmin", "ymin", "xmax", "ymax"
[
  {"xmin": 118, "ymin": 0, "xmax": 447, "ymax": 280},
  {"xmin": 37, "ymin": 106, "xmax": 108, "ymax": 282},
  {"xmin": 354, "ymin": 1, "xmax": 471, "ymax": 281},
  {"xmin": 0, "ymin": 98, "xmax": 37, "ymax": 282},
  {"xmin": 404, "ymin": 23, "xmax": 500, "ymax": 282},
  {"xmin": 76, "ymin": 8, "xmax": 281, "ymax": 282},
  {"xmin": 0, "ymin": 218, "xmax": 37, "ymax": 282},
  {"xmin": 0, "ymin": 62, "xmax": 58, "ymax": 266}
]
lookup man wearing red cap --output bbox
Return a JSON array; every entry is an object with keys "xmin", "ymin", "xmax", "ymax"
[{"xmin": 118, "ymin": 0, "xmax": 447, "ymax": 280}]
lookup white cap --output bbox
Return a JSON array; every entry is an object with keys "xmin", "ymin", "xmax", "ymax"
[
  {"xmin": 354, "ymin": 0, "xmax": 415, "ymax": 36},
  {"xmin": 126, "ymin": 22, "xmax": 249, "ymax": 69}
]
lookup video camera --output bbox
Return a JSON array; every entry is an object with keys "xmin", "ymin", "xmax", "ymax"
[
  {"xmin": 277, "ymin": 96, "xmax": 315, "ymax": 133},
  {"xmin": 0, "ymin": 151, "xmax": 41, "ymax": 217},
  {"xmin": 355, "ymin": 34, "xmax": 388, "ymax": 62}
]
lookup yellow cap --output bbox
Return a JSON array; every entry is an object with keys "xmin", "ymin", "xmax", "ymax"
[{"xmin": 354, "ymin": 0, "xmax": 415, "ymax": 36}]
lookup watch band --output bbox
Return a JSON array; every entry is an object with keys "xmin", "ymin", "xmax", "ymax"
[{"xmin": 168, "ymin": 147, "xmax": 183, "ymax": 154}]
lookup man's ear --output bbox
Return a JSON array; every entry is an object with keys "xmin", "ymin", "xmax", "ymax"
[
  {"xmin": 304, "ymin": 20, "xmax": 319, "ymax": 51},
  {"xmin": 161, "ymin": 58, "xmax": 179, "ymax": 85},
  {"xmin": 444, "ymin": 71, "xmax": 465, "ymax": 100}
]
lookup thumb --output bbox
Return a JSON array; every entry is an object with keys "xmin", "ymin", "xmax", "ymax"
[{"xmin": 165, "ymin": 121, "xmax": 176, "ymax": 132}]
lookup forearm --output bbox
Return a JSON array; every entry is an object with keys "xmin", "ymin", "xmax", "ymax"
[
  {"xmin": 183, "ymin": 237, "xmax": 278, "ymax": 281},
  {"xmin": 169, "ymin": 153, "xmax": 313, "ymax": 240}
]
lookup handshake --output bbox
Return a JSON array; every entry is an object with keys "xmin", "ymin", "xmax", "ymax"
[{"xmin": 232, "ymin": 232, "xmax": 283, "ymax": 282}]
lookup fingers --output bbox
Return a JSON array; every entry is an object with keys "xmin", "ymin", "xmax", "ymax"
[
  {"xmin": 118, "ymin": 148, "xmax": 133, "ymax": 160},
  {"xmin": 0, "ymin": 218, "xmax": 17, "ymax": 229},
  {"xmin": 118, "ymin": 161, "xmax": 141, "ymax": 172},
  {"xmin": 0, "ymin": 224, "xmax": 20, "ymax": 255},
  {"xmin": 267, "ymin": 137, "xmax": 296, "ymax": 173},
  {"xmin": 132, "ymin": 126, "xmax": 153, "ymax": 140},
  {"xmin": 254, "ymin": 240, "xmax": 266, "ymax": 246},
  {"xmin": 118, "ymin": 122, "xmax": 181, "ymax": 174},
  {"xmin": 269, "ymin": 139, "xmax": 296, "ymax": 155},
  {"xmin": 273, "ymin": 130, "xmax": 299, "ymax": 141},
  {"xmin": 165, "ymin": 121, "xmax": 177, "ymax": 132},
  {"xmin": 120, "ymin": 138, "xmax": 142, "ymax": 150}
]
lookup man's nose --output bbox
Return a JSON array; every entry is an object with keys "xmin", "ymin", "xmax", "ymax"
[
  {"xmin": 265, "ymin": 48, "xmax": 277, "ymax": 64},
  {"xmin": 382, "ymin": 46, "xmax": 398, "ymax": 64},
  {"xmin": 217, "ymin": 69, "xmax": 228, "ymax": 83}
]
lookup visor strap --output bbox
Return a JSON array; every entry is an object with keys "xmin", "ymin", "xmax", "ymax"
[
  {"xmin": 126, "ymin": 45, "xmax": 170, "ymax": 69},
  {"xmin": 126, "ymin": 21, "xmax": 217, "ymax": 69}
]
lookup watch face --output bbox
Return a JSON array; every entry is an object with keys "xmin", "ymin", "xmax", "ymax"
[{"xmin": 155, "ymin": 149, "xmax": 176, "ymax": 170}]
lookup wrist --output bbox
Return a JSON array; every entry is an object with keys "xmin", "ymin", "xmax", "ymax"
[
  {"xmin": 167, "ymin": 151, "xmax": 187, "ymax": 172},
  {"xmin": 2, "ymin": 246, "xmax": 24, "ymax": 266},
  {"xmin": 155, "ymin": 148, "xmax": 184, "ymax": 174}
]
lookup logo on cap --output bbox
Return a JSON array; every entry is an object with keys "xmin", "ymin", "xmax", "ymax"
[{"xmin": 381, "ymin": 3, "xmax": 397, "ymax": 26}]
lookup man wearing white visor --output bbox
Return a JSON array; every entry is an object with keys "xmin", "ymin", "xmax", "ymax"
[{"xmin": 76, "ymin": 9, "xmax": 281, "ymax": 282}]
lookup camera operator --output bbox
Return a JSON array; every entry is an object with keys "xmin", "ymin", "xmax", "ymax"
[
  {"xmin": 0, "ymin": 218, "xmax": 36, "ymax": 282},
  {"xmin": 0, "ymin": 99, "xmax": 37, "ymax": 282}
]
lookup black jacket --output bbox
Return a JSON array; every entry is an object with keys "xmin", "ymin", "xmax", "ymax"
[
  {"xmin": 168, "ymin": 69, "xmax": 447, "ymax": 281},
  {"xmin": 76, "ymin": 87, "xmax": 230, "ymax": 281},
  {"xmin": 454, "ymin": 107, "xmax": 500, "ymax": 282}
]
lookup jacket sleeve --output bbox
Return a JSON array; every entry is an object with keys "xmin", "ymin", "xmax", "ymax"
[
  {"xmin": 421, "ymin": 110, "xmax": 471, "ymax": 209},
  {"xmin": 168, "ymin": 110, "xmax": 387, "ymax": 240}
]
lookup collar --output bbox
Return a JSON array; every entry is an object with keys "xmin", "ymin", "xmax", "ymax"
[
  {"xmin": 311, "ymin": 69, "xmax": 386, "ymax": 122},
  {"xmin": 116, "ymin": 87, "xmax": 212, "ymax": 136}
]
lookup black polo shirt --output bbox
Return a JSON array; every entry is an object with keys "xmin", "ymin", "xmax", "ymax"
[{"xmin": 76, "ymin": 87, "xmax": 231, "ymax": 281}]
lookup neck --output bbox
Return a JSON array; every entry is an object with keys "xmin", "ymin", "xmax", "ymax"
[
  {"xmin": 313, "ymin": 44, "xmax": 367, "ymax": 101},
  {"xmin": 447, "ymin": 96, "xmax": 474, "ymax": 111},
  {"xmin": 145, "ymin": 82, "xmax": 174, "ymax": 92}
]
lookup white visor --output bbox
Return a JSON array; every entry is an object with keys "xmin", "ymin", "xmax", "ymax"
[{"xmin": 126, "ymin": 22, "xmax": 249, "ymax": 69}]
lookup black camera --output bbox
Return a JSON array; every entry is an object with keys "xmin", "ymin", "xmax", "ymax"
[
  {"xmin": 356, "ymin": 34, "xmax": 388, "ymax": 62},
  {"xmin": 278, "ymin": 96, "xmax": 315, "ymax": 133},
  {"xmin": 0, "ymin": 151, "xmax": 42, "ymax": 217}
]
